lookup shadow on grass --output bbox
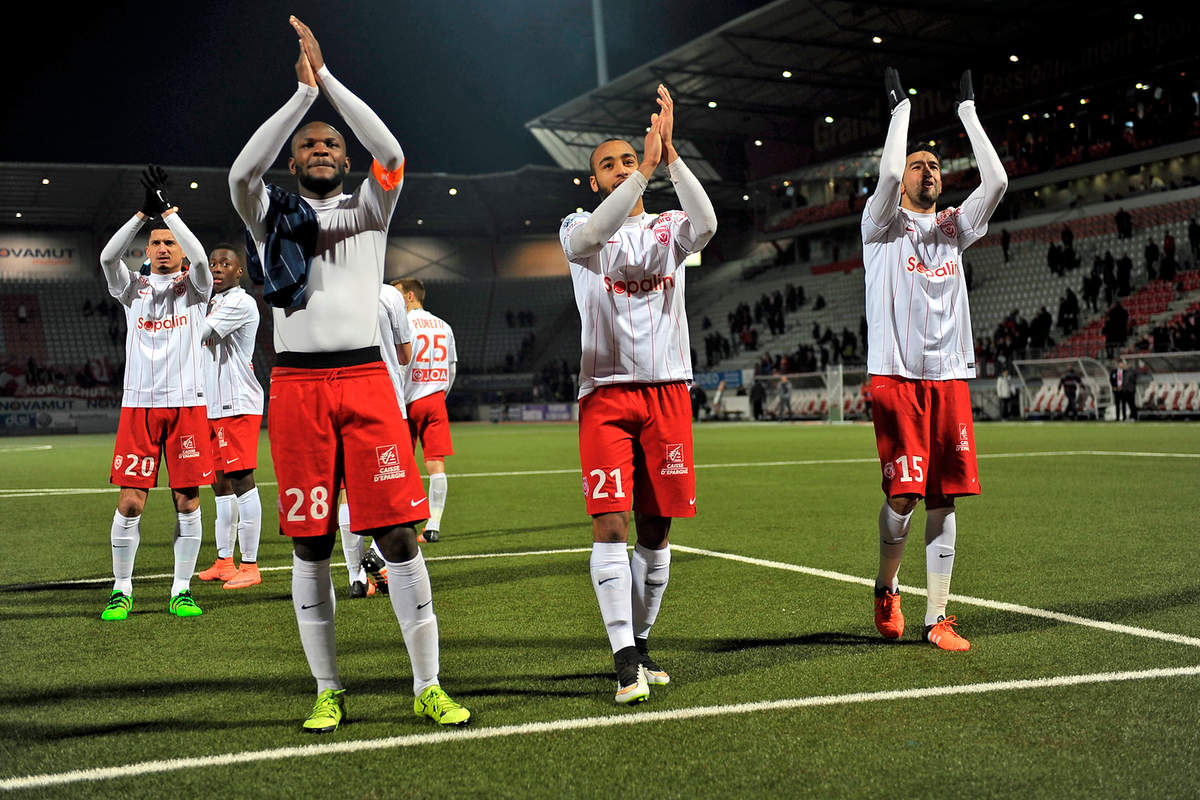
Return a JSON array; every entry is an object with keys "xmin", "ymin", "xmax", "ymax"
[{"xmin": 704, "ymin": 631, "xmax": 924, "ymax": 651}]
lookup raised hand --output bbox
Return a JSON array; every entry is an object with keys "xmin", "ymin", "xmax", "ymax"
[
  {"xmin": 656, "ymin": 84, "xmax": 676, "ymax": 161},
  {"xmin": 885, "ymin": 67, "xmax": 905, "ymax": 111},
  {"xmin": 295, "ymin": 40, "xmax": 316, "ymax": 88},
  {"xmin": 641, "ymin": 112, "xmax": 663, "ymax": 178},
  {"xmin": 139, "ymin": 165, "xmax": 172, "ymax": 216},
  {"xmin": 290, "ymin": 16, "xmax": 326, "ymax": 74},
  {"xmin": 958, "ymin": 69, "xmax": 974, "ymax": 104}
]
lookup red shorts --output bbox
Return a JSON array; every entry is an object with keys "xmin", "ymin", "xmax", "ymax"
[
  {"xmin": 209, "ymin": 414, "xmax": 261, "ymax": 473},
  {"xmin": 111, "ymin": 406, "xmax": 213, "ymax": 489},
  {"xmin": 268, "ymin": 362, "xmax": 427, "ymax": 537},
  {"xmin": 407, "ymin": 392, "xmax": 453, "ymax": 459},
  {"xmin": 870, "ymin": 375, "xmax": 980, "ymax": 499},
  {"xmin": 578, "ymin": 382, "xmax": 695, "ymax": 518}
]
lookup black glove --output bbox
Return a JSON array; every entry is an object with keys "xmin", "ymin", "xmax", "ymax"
[
  {"xmin": 885, "ymin": 66, "xmax": 905, "ymax": 111},
  {"xmin": 958, "ymin": 69, "xmax": 974, "ymax": 104},
  {"xmin": 139, "ymin": 165, "xmax": 172, "ymax": 215}
]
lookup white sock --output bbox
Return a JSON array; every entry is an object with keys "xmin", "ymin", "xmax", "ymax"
[
  {"xmin": 384, "ymin": 550, "xmax": 440, "ymax": 696},
  {"xmin": 877, "ymin": 503, "xmax": 912, "ymax": 592},
  {"xmin": 590, "ymin": 542, "xmax": 634, "ymax": 653},
  {"xmin": 172, "ymin": 508, "xmax": 203, "ymax": 596},
  {"xmin": 213, "ymin": 494, "xmax": 236, "ymax": 559},
  {"xmin": 110, "ymin": 511, "xmax": 140, "ymax": 595},
  {"xmin": 631, "ymin": 542, "xmax": 671, "ymax": 640},
  {"xmin": 292, "ymin": 554, "xmax": 341, "ymax": 693},
  {"xmin": 925, "ymin": 507, "xmax": 957, "ymax": 626},
  {"xmin": 427, "ymin": 472, "xmax": 447, "ymax": 531},
  {"xmin": 235, "ymin": 487, "xmax": 261, "ymax": 563},
  {"xmin": 338, "ymin": 504, "xmax": 365, "ymax": 583}
]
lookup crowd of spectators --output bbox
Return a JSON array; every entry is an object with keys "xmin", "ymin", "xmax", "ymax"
[
  {"xmin": 0, "ymin": 356, "xmax": 122, "ymax": 397},
  {"xmin": 505, "ymin": 309, "xmax": 536, "ymax": 328}
]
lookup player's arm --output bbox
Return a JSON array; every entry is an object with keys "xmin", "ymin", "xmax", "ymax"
[
  {"xmin": 955, "ymin": 71, "xmax": 1009, "ymax": 237},
  {"xmin": 201, "ymin": 294, "xmax": 251, "ymax": 343},
  {"xmin": 445, "ymin": 328, "xmax": 457, "ymax": 394},
  {"xmin": 229, "ymin": 25, "xmax": 319, "ymax": 239},
  {"xmin": 863, "ymin": 67, "xmax": 909, "ymax": 240},
  {"xmin": 291, "ymin": 17, "xmax": 404, "ymax": 176},
  {"xmin": 99, "ymin": 214, "xmax": 144, "ymax": 297},
  {"xmin": 565, "ymin": 112, "xmax": 665, "ymax": 260},
  {"xmin": 395, "ymin": 300, "xmax": 414, "ymax": 366},
  {"xmin": 658, "ymin": 85, "xmax": 716, "ymax": 254},
  {"xmin": 164, "ymin": 211, "xmax": 211, "ymax": 295}
]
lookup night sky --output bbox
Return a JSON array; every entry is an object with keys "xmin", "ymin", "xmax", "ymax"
[{"xmin": 9, "ymin": 0, "xmax": 769, "ymax": 174}]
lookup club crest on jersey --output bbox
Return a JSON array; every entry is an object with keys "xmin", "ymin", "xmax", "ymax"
[
  {"xmin": 374, "ymin": 444, "xmax": 406, "ymax": 482},
  {"xmin": 956, "ymin": 423, "xmax": 971, "ymax": 452},
  {"xmin": 660, "ymin": 443, "xmax": 689, "ymax": 476},
  {"xmin": 179, "ymin": 435, "xmax": 200, "ymax": 459},
  {"xmin": 936, "ymin": 208, "xmax": 958, "ymax": 239},
  {"xmin": 581, "ymin": 476, "xmax": 590, "ymax": 498}
]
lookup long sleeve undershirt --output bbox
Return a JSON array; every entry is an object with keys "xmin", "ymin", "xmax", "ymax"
[
  {"xmin": 100, "ymin": 212, "xmax": 209, "ymax": 295},
  {"xmin": 668, "ymin": 157, "xmax": 718, "ymax": 251},
  {"xmin": 315, "ymin": 66, "xmax": 404, "ymax": 172},
  {"xmin": 956, "ymin": 100, "xmax": 1009, "ymax": 233},
  {"xmin": 864, "ymin": 99, "xmax": 910, "ymax": 229}
]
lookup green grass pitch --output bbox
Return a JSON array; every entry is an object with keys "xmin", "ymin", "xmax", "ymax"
[{"xmin": 1, "ymin": 420, "xmax": 1198, "ymax": 798}]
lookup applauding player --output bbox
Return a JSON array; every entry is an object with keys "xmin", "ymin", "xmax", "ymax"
[
  {"xmin": 99, "ymin": 166, "xmax": 212, "ymax": 621},
  {"xmin": 560, "ymin": 85, "xmax": 716, "ymax": 703},
  {"xmin": 861, "ymin": 68, "xmax": 1007, "ymax": 651},
  {"xmin": 197, "ymin": 245, "xmax": 264, "ymax": 590},
  {"xmin": 229, "ymin": 17, "xmax": 469, "ymax": 733}
]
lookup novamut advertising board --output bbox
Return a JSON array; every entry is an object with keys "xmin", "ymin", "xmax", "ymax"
[
  {"xmin": 0, "ymin": 394, "xmax": 122, "ymax": 434},
  {"xmin": 0, "ymin": 232, "xmax": 93, "ymax": 276}
]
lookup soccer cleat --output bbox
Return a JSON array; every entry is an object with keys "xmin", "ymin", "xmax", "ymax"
[
  {"xmin": 423, "ymin": 529, "xmax": 440, "ymax": 543},
  {"xmin": 874, "ymin": 586, "xmax": 905, "ymax": 640},
  {"xmin": 415, "ymin": 685, "xmax": 471, "ymax": 726},
  {"xmin": 614, "ymin": 646, "xmax": 650, "ymax": 704},
  {"xmin": 416, "ymin": 533, "xmax": 426, "ymax": 544},
  {"xmin": 923, "ymin": 615, "xmax": 971, "ymax": 651},
  {"xmin": 223, "ymin": 562, "xmax": 261, "ymax": 590},
  {"xmin": 169, "ymin": 590, "xmax": 203, "ymax": 617},
  {"xmin": 349, "ymin": 581, "xmax": 368, "ymax": 599},
  {"xmin": 634, "ymin": 637, "xmax": 669, "ymax": 685},
  {"xmin": 198, "ymin": 556, "xmax": 236, "ymax": 582},
  {"xmin": 302, "ymin": 688, "xmax": 346, "ymax": 733},
  {"xmin": 101, "ymin": 590, "xmax": 132, "ymax": 621},
  {"xmin": 361, "ymin": 551, "xmax": 389, "ymax": 596}
]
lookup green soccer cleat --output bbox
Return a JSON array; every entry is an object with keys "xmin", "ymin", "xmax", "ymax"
[
  {"xmin": 302, "ymin": 688, "xmax": 346, "ymax": 734},
  {"xmin": 101, "ymin": 591, "xmax": 132, "ymax": 621},
  {"xmin": 169, "ymin": 590, "xmax": 203, "ymax": 618},
  {"xmin": 415, "ymin": 685, "xmax": 471, "ymax": 726}
]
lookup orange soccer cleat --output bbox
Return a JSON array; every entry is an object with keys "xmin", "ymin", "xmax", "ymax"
[
  {"xmin": 223, "ymin": 562, "xmax": 262, "ymax": 590},
  {"xmin": 873, "ymin": 587, "xmax": 905, "ymax": 640},
  {"xmin": 923, "ymin": 616, "xmax": 971, "ymax": 651},
  {"xmin": 199, "ymin": 557, "xmax": 237, "ymax": 582}
]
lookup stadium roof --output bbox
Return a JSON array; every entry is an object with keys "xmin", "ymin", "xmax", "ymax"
[{"xmin": 526, "ymin": 0, "xmax": 1196, "ymax": 187}]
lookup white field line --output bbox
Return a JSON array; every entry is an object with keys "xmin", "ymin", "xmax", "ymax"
[
  {"xmin": 674, "ymin": 545, "xmax": 1200, "ymax": 649},
  {"xmin": 3, "ymin": 664, "xmax": 1197, "ymax": 791},
  {"xmin": 1, "ymin": 449, "xmax": 1197, "ymax": 499},
  {"xmin": 0, "ymin": 444, "xmax": 53, "ymax": 453}
]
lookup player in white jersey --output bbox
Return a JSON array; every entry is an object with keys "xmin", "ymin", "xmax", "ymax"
[
  {"xmin": 397, "ymin": 278, "xmax": 457, "ymax": 544},
  {"xmin": 861, "ymin": 68, "xmax": 1007, "ymax": 652},
  {"xmin": 560, "ymin": 85, "xmax": 716, "ymax": 703},
  {"xmin": 229, "ymin": 16, "xmax": 468, "ymax": 732},
  {"xmin": 196, "ymin": 245, "xmax": 265, "ymax": 591},
  {"xmin": 99, "ymin": 166, "xmax": 212, "ymax": 622},
  {"xmin": 338, "ymin": 281, "xmax": 413, "ymax": 598}
]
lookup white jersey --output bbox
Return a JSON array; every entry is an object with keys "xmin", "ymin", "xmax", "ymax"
[
  {"xmin": 861, "ymin": 204, "xmax": 983, "ymax": 380},
  {"xmin": 561, "ymin": 210, "xmax": 695, "ymax": 398},
  {"xmin": 404, "ymin": 308, "xmax": 456, "ymax": 404},
  {"xmin": 378, "ymin": 283, "xmax": 413, "ymax": 416},
  {"xmin": 203, "ymin": 286, "xmax": 264, "ymax": 418}
]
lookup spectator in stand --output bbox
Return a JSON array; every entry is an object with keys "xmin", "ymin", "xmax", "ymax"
[
  {"xmin": 1047, "ymin": 242, "xmax": 1062, "ymax": 275},
  {"xmin": 1188, "ymin": 217, "xmax": 1200, "ymax": 262},
  {"xmin": 1000, "ymin": 228, "xmax": 1011, "ymax": 263},
  {"xmin": 1061, "ymin": 223, "xmax": 1074, "ymax": 251},
  {"xmin": 1103, "ymin": 299, "xmax": 1130, "ymax": 357},
  {"xmin": 1163, "ymin": 231, "xmax": 1176, "ymax": 265},
  {"xmin": 16, "ymin": 303, "xmax": 28, "ymax": 324},
  {"xmin": 1059, "ymin": 366, "xmax": 1083, "ymax": 420},
  {"xmin": 1144, "ymin": 237, "xmax": 1160, "ymax": 280},
  {"xmin": 776, "ymin": 375, "xmax": 792, "ymax": 419},
  {"xmin": 1116, "ymin": 253, "xmax": 1133, "ymax": 296},
  {"xmin": 1102, "ymin": 251, "xmax": 1116, "ymax": 305},
  {"xmin": 1115, "ymin": 208, "xmax": 1132, "ymax": 239},
  {"xmin": 813, "ymin": 294, "xmax": 826, "ymax": 311}
]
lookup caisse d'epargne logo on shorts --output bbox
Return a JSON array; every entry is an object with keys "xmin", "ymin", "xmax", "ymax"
[
  {"xmin": 179, "ymin": 435, "xmax": 200, "ymax": 459},
  {"xmin": 660, "ymin": 443, "xmax": 689, "ymax": 476},
  {"xmin": 374, "ymin": 443, "xmax": 406, "ymax": 482},
  {"xmin": 956, "ymin": 422, "xmax": 971, "ymax": 452}
]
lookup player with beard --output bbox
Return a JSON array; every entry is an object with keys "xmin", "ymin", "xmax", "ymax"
[
  {"xmin": 229, "ymin": 16, "xmax": 469, "ymax": 733},
  {"xmin": 560, "ymin": 85, "xmax": 716, "ymax": 703},
  {"xmin": 862, "ymin": 68, "xmax": 1007, "ymax": 651}
]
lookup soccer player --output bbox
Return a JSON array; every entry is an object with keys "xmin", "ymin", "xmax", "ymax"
[
  {"xmin": 397, "ymin": 278, "xmax": 457, "ymax": 543},
  {"xmin": 229, "ymin": 16, "xmax": 469, "ymax": 732},
  {"xmin": 196, "ymin": 245, "xmax": 265, "ymax": 590},
  {"xmin": 339, "ymin": 280, "xmax": 414, "ymax": 597},
  {"xmin": 862, "ymin": 68, "xmax": 1008, "ymax": 651},
  {"xmin": 559, "ymin": 85, "xmax": 716, "ymax": 703},
  {"xmin": 99, "ymin": 165, "xmax": 212, "ymax": 621}
]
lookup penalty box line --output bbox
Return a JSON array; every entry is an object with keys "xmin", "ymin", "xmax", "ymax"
[
  {"xmin": 1, "ymin": 449, "xmax": 1197, "ymax": 499},
  {"xmin": 674, "ymin": 545, "xmax": 1200, "ymax": 650},
  {"xmin": 2, "ymin": 664, "xmax": 1198, "ymax": 791}
]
